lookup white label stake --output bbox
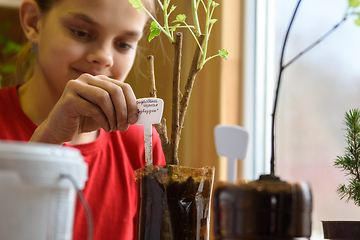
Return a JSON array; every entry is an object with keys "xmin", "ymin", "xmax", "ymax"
[
  {"xmin": 136, "ymin": 98, "xmax": 164, "ymax": 166},
  {"xmin": 214, "ymin": 125, "xmax": 249, "ymax": 184}
]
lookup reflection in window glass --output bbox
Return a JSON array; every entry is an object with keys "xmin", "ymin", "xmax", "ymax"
[{"xmin": 274, "ymin": 0, "xmax": 360, "ymax": 239}]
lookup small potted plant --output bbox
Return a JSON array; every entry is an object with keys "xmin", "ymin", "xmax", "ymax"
[
  {"xmin": 322, "ymin": 109, "xmax": 360, "ymax": 240},
  {"xmin": 128, "ymin": 0, "xmax": 227, "ymax": 239}
]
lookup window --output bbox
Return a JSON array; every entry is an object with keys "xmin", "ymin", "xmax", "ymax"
[
  {"xmin": 244, "ymin": 0, "xmax": 274, "ymax": 179},
  {"xmin": 244, "ymin": 0, "xmax": 360, "ymax": 239}
]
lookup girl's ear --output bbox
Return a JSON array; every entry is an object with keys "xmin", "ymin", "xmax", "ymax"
[{"xmin": 19, "ymin": 0, "xmax": 42, "ymax": 45}]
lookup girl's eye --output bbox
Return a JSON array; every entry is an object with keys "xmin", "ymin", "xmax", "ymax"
[
  {"xmin": 71, "ymin": 29, "xmax": 90, "ymax": 38},
  {"xmin": 115, "ymin": 42, "xmax": 134, "ymax": 51}
]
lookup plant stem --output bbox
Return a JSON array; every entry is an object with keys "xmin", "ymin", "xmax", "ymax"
[
  {"xmin": 199, "ymin": 0, "xmax": 211, "ymax": 70},
  {"xmin": 270, "ymin": 0, "xmax": 347, "ymax": 176},
  {"xmin": 154, "ymin": 118, "xmax": 171, "ymax": 162},
  {"xmin": 270, "ymin": 0, "xmax": 302, "ymax": 176},
  {"xmin": 163, "ymin": 0, "xmax": 171, "ymax": 36},
  {"xmin": 147, "ymin": 55, "xmax": 157, "ymax": 97},
  {"xmin": 179, "ymin": 35, "xmax": 205, "ymax": 132},
  {"xmin": 184, "ymin": 22, "xmax": 203, "ymax": 53},
  {"xmin": 200, "ymin": 0, "xmax": 206, "ymax": 11},
  {"xmin": 169, "ymin": 32, "xmax": 183, "ymax": 165},
  {"xmin": 157, "ymin": 0, "xmax": 164, "ymax": 10},
  {"xmin": 283, "ymin": 18, "xmax": 347, "ymax": 69},
  {"xmin": 202, "ymin": 53, "xmax": 219, "ymax": 66},
  {"xmin": 146, "ymin": 56, "xmax": 171, "ymax": 162},
  {"xmin": 192, "ymin": 0, "xmax": 201, "ymax": 36},
  {"xmin": 143, "ymin": 7, "xmax": 174, "ymax": 42}
]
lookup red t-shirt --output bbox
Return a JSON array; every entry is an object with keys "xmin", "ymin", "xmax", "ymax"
[{"xmin": 0, "ymin": 85, "xmax": 166, "ymax": 240}]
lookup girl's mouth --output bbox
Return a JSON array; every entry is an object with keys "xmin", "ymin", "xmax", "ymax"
[{"xmin": 74, "ymin": 68, "xmax": 104, "ymax": 77}]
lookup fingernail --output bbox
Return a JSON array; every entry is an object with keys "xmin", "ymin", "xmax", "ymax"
[
  {"xmin": 129, "ymin": 114, "xmax": 138, "ymax": 124},
  {"xmin": 118, "ymin": 123, "xmax": 129, "ymax": 131}
]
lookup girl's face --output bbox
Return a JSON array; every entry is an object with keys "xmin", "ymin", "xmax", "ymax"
[{"xmin": 33, "ymin": 0, "xmax": 148, "ymax": 94}]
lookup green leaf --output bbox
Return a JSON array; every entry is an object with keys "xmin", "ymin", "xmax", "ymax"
[
  {"xmin": 128, "ymin": 0, "xmax": 143, "ymax": 12},
  {"xmin": 3, "ymin": 41, "xmax": 23, "ymax": 54},
  {"xmin": 349, "ymin": 0, "xmax": 360, "ymax": 8},
  {"xmin": 169, "ymin": 5, "xmax": 177, "ymax": 14},
  {"xmin": 0, "ymin": 64, "xmax": 16, "ymax": 73},
  {"xmin": 150, "ymin": 21, "xmax": 161, "ymax": 32},
  {"xmin": 212, "ymin": 1, "xmax": 220, "ymax": 8},
  {"xmin": 219, "ymin": 49, "xmax": 228, "ymax": 60},
  {"xmin": 148, "ymin": 21, "xmax": 161, "ymax": 42},
  {"xmin": 355, "ymin": 17, "xmax": 360, "ymax": 26},
  {"xmin": 209, "ymin": 19, "xmax": 218, "ymax": 24},
  {"xmin": 173, "ymin": 14, "xmax": 187, "ymax": 23},
  {"xmin": 170, "ymin": 24, "xmax": 180, "ymax": 32}
]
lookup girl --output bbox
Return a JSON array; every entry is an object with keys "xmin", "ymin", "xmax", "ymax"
[{"xmin": 0, "ymin": 0, "xmax": 165, "ymax": 239}]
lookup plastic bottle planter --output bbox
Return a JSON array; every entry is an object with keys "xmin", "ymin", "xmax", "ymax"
[
  {"xmin": 213, "ymin": 175, "xmax": 313, "ymax": 240},
  {"xmin": 135, "ymin": 165, "xmax": 215, "ymax": 240}
]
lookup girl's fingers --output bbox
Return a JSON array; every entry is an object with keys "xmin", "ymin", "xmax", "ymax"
[
  {"xmin": 73, "ymin": 95, "xmax": 112, "ymax": 133},
  {"xmin": 62, "ymin": 80, "xmax": 112, "ymax": 132},
  {"xmin": 73, "ymin": 74, "xmax": 138, "ymax": 132},
  {"xmin": 96, "ymin": 75, "xmax": 138, "ymax": 126},
  {"xmin": 119, "ymin": 82, "xmax": 138, "ymax": 124},
  {"xmin": 69, "ymin": 78, "xmax": 117, "ymax": 131},
  {"xmin": 44, "ymin": 89, "xmax": 111, "ymax": 144},
  {"xmin": 37, "ymin": 74, "xmax": 137, "ymax": 144}
]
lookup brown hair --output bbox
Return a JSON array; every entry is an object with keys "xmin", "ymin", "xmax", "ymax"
[
  {"xmin": 34, "ymin": 0, "xmax": 155, "ymax": 13},
  {"xmin": 15, "ymin": 0, "xmax": 155, "ymax": 83}
]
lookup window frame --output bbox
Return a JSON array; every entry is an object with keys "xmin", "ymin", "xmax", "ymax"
[{"xmin": 244, "ymin": 0, "xmax": 276, "ymax": 180}]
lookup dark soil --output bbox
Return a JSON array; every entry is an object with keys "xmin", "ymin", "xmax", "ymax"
[{"xmin": 135, "ymin": 165, "xmax": 213, "ymax": 240}]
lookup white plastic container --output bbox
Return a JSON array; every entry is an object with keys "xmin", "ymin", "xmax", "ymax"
[{"xmin": 0, "ymin": 141, "xmax": 88, "ymax": 240}]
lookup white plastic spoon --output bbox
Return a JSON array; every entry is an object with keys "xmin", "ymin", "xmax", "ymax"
[
  {"xmin": 214, "ymin": 124, "xmax": 249, "ymax": 184},
  {"xmin": 136, "ymin": 98, "xmax": 164, "ymax": 166}
]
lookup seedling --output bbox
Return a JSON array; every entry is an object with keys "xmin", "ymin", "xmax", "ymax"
[{"xmin": 129, "ymin": 0, "xmax": 228, "ymax": 165}]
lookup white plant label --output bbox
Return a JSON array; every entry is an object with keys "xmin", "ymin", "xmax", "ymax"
[
  {"xmin": 214, "ymin": 125, "xmax": 249, "ymax": 184},
  {"xmin": 136, "ymin": 98, "xmax": 164, "ymax": 166}
]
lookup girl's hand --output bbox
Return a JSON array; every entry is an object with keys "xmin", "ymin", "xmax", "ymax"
[{"xmin": 29, "ymin": 74, "xmax": 138, "ymax": 144}]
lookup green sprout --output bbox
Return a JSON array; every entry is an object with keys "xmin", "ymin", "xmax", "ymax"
[{"xmin": 129, "ymin": 0, "xmax": 228, "ymax": 70}]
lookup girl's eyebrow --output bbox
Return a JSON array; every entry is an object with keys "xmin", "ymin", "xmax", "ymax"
[
  {"xmin": 68, "ymin": 12, "xmax": 98, "ymax": 26},
  {"xmin": 67, "ymin": 12, "xmax": 143, "ymax": 38}
]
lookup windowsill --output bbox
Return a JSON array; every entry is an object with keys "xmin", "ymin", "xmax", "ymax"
[{"xmin": 0, "ymin": 0, "xmax": 21, "ymax": 8}]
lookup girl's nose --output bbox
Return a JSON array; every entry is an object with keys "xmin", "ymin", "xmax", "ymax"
[{"xmin": 87, "ymin": 43, "xmax": 114, "ymax": 67}]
